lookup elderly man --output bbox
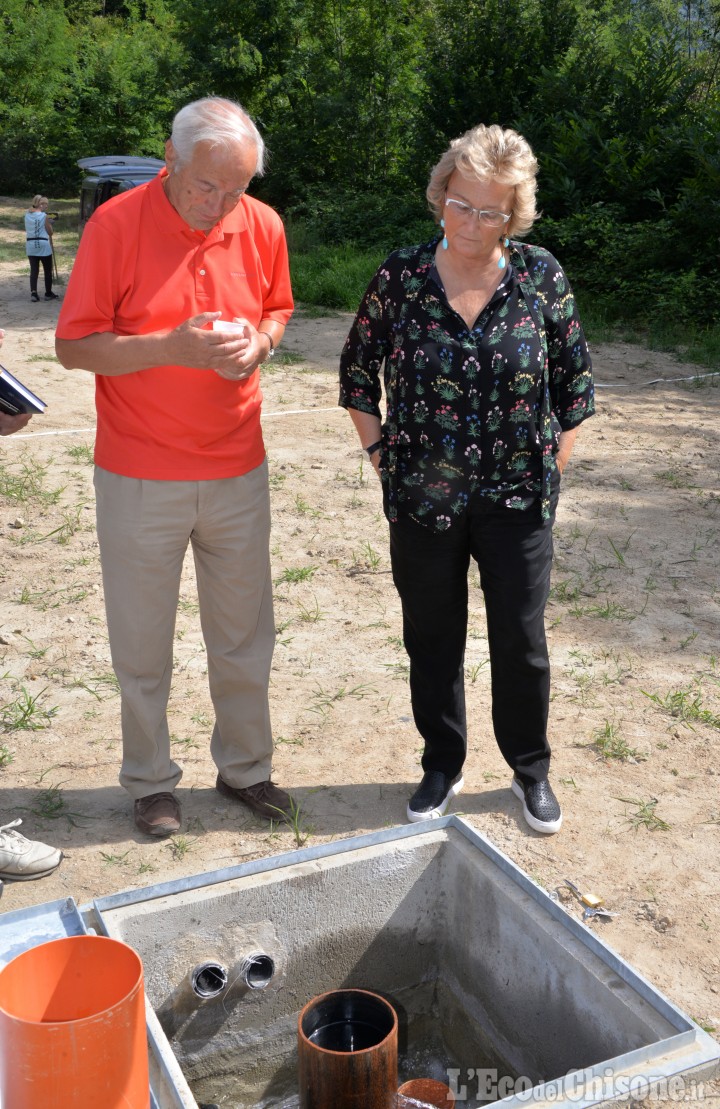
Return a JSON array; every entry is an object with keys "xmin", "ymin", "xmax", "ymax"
[{"xmin": 56, "ymin": 97, "xmax": 295, "ymax": 837}]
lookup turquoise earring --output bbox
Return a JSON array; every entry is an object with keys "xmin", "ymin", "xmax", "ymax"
[
  {"xmin": 497, "ymin": 235, "xmax": 509, "ymax": 269},
  {"xmin": 440, "ymin": 218, "xmax": 448, "ymax": 250}
]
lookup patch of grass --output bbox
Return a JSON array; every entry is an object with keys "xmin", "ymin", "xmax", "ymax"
[
  {"xmin": 276, "ymin": 565, "xmax": 317, "ymax": 585},
  {"xmin": 274, "ymin": 797, "xmax": 313, "ymax": 847},
  {"xmin": 0, "ymin": 685, "xmax": 58, "ymax": 731},
  {"xmin": 642, "ymin": 686, "xmax": 720, "ymax": 730},
  {"xmin": 0, "ymin": 243, "xmax": 25, "ymax": 263},
  {"xmin": 18, "ymin": 635, "xmax": 49, "ymax": 659},
  {"xmin": 466, "ymin": 660, "xmax": 488, "ymax": 683},
  {"xmin": 274, "ymin": 350, "xmax": 306, "ymax": 365},
  {"xmin": 294, "ymin": 494, "xmax": 322, "ymax": 517},
  {"xmin": 654, "ymin": 468, "xmax": 696, "ymax": 490},
  {"xmin": 307, "ymin": 682, "xmax": 377, "ymax": 717},
  {"xmin": 100, "ymin": 849, "xmax": 131, "ymax": 866},
  {"xmin": 34, "ymin": 502, "xmax": 89, "ymax": 544},
  {"xmin": 18, "ymin": 585, "xmax": 51, "ymax": 605},
  {"xmin": 0, "ymin": 457, "xmax": 63, "ymax": 506},
  {"xmin": 275, "ymin": 733, "xmax": 305, "ymax": 746},
  {"xmin": 290, "ymin": 244, "xmax": 384, "ymax": 310},
  {"xmin": 72, "ymin": 672, "xmax": 119, "ymax": 700},
  {"xmin": 32, "ymin": 782, "xmax": 68, "ymax": 819},
  {"xmin": 351, "ymin": 542, "xmax": 381, "ymax": 571},
  {"xmin": 584, "ymin": 599, "xmax": 636, "ymax": 621},
  {"xmin": 30, "ymin": 776, "xmax": 91, "ymax": 827},
  {"xmin": 0, "ymin": 745, "xmax": 15, "ymax": 768},
  {"xmin": 692, "ymin": 1016, "xmax": 717, "ymax": 1034},
  {"xmin": 616, "ymin": 796, "xmax": 671, "ymax": 832},
  {"xmin": 167, "ymin": 835, "xmax": 194, "ymax": 859},
  {"xmin": 384, "ymin": 661, "xmax": 410, "ymax": 679},
  {"xmin": 66, "ymin": 443, "xmax": 94, "ymax": 464},
  {"xmin": 297, "ymin": 596, "xmax": 323, "ymax": 623},
  {"xmin": 590, "ymin": 720, "xmax": 643, "ymax": 762},
  {"xmin": 549, "ymin": 579, "xmax": 581, "ymax": 604},
  {"xmin": 171, "ymin": 734, "xmax": 200, "ymax": 751}
]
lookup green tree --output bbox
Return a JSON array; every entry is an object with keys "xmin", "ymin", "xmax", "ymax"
[{"xmin": 0, "ymin": 0, "xmax": 75, "ymax": 191}]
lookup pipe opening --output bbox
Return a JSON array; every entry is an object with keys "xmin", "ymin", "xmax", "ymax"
[
  {"xmin": 191, "ymin": 962, "xmax": 228, "ymax": 1000},
  {"xmin": 238, "ymin": 952, "xmax": 275, "ymax": 990}
]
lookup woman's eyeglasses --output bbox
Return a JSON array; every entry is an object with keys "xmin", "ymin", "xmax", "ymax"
[{"xmin": 445, "ymin": 198, "xmax": 511, "ymax": 228}]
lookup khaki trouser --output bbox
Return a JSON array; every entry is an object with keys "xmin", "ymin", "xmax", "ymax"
[{"xmin": 94, "ymin": 462, "xmax": 275, "ymax": 799}]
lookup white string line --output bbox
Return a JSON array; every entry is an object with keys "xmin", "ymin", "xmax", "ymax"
[
  {"xmin": 4, "ymin": 373, "xmax": 718, "ymax": 444},
  {"xmin": 264, "ymin": 406, "xmax": 338, "ymax": 418},
  {"xmin": 1, "ymin": 407, "xmax": 342, "ymax": 442},
  {"xmin": 596, "ymin": 370, "xmax": 719, "ymax": 389}
]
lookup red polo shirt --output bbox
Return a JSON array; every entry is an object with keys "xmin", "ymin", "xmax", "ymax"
[{"xmin": 56, "ymin": 172, "xmax": 294, "ymax": 479}]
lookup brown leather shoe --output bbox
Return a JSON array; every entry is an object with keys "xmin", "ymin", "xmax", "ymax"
[
  {"xmin": 134, "ymin": 792, "xmax": 181, "ymax": 836},
  {"xmin": 215, "ymin": 774, "xmax": 295, "ymax": 822}
]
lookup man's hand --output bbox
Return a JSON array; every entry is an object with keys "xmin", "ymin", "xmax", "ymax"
[
  {"xmin": 0, "ymin": 410, "xmax": 32, "ymax": 436},
  {"xmin": 207, "ymin": 319, "xmax": 271, "ymax": 381},
  {"xmin": 166, "ymin": 312, "xmax": 248, "ymax": 375},
  {"xmin": 57, "ymin": 312, "xmax": 273, "ymax": 379}
]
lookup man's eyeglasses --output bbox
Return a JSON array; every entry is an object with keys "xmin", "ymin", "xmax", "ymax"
[{"xmin": 445, "ymin": 197, "xmax": 511, "ymax": 228}]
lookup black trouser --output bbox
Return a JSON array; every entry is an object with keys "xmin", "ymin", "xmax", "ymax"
[
  {"xmin": 389, "ymin": 486, "xmax": 558, "ymax": 786},
  {"xmin": 29, "ymin": 255, "xmax": 52, "ymax": 295}
]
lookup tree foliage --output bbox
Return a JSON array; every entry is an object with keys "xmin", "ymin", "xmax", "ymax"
[{"xmin": 0, "ymin": 0, "xmax": 718, "ymax": 326}]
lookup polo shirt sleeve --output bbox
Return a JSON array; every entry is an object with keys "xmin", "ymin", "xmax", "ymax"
[
  {"xmin": 56, "ymin": 219, "xmax": 124, "ymax": 340},
  {"xmin": 259, "ymin": 221, "xmax": 293, "ymax": 325}
]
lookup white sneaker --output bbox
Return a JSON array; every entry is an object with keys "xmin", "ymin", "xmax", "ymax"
[{"xmin": 0, "ymin": 819, "xmax": 62, "ymax": 880}]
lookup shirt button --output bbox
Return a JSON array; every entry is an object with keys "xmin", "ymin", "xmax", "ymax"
[{"xmin": 199, "ymin": 268, "xmax": 206, "ymax": 276}]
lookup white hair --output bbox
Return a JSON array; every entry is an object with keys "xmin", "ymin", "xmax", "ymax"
[{"xmin": 171, "ymin": 97, "xmax": 265, "ymax": 176}]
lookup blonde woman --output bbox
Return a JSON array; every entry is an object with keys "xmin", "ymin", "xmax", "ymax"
[
  {"xmin": 25, "ymin": 195, "xmax": 57, "ymax": 302},
  {"xmin": 340, "ymin": 124, "xmax": 595, "ymax": 834}
]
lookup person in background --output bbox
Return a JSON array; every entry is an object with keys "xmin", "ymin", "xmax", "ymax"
[
  {"xmin": 24, "ymin": 196, "xmax": 58, "ymax": 302},
  {"xmin": 339, "ymin": 124, "xmax": 594, "ymax": 835},
  {"xmin": 0, "ymin": 327, "xmax": 63, "ymax": 890},
  {"xmin": 55, "ymin": 97, "xmax": 295, "ymax": 838}
]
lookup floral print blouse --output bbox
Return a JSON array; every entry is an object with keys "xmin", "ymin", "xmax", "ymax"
[{"xmin": 339, "ymin": 237, "xmax": 595, "ymax": 531}]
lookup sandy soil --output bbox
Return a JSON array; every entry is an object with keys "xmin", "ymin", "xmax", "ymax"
[{"xmin": 1, "ymin": 197, "xmax": 719, "ymax": 1103}]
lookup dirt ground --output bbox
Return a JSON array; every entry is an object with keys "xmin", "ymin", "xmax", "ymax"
[{"xmin": 1, "ymin": 197, "xmax": 719, "ymax": 1103}]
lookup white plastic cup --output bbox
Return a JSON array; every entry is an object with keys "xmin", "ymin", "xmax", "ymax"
[{"xmin": 212, "ymin": 319, "xmax": 246, "ymax": 335}]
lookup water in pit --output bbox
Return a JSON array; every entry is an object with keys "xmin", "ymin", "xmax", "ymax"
[{"xmin": 184, "ymin": 982, "xmax": 519, "ymax": 1108}]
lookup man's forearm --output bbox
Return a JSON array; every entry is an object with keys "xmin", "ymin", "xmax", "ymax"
[
  {"xmin": 56, "ymin": 313, "xmax": 288, "ymax": 379},
  {"xmin": 55, "ymin": 331, "xmax": 175, "ymax": 376}
]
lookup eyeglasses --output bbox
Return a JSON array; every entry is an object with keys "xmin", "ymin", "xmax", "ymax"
[{"xmin": 444, "ymin": 197, "xmax": 511, "ymax": 227}]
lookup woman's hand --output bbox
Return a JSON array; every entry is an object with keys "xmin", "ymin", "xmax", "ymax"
[
  {"xmin": 348, "ymin": 409, "xmax": 383, "ymax": 481},
  {"xmin": 556, "ymin": 428, "xmax": 579, "ymax": 474}
]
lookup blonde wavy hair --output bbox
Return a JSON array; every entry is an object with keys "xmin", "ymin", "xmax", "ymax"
[{"xmin": 426, "ymin": 123, "xmax": 538, "ymax": 239}]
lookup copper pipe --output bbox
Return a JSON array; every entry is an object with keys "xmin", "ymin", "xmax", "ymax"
[
  {"xmin": 397, "ymin": 1077, "xmax": 456, "ymax": 1106},
  {"xmin": 298, "ymin": 988, "xmax": 398, "ymax": 1108}
]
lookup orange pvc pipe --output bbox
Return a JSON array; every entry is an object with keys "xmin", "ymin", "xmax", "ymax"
[{"xmin": 0, "ymin": 934, "xmax": 150, "ymax": 1108}]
